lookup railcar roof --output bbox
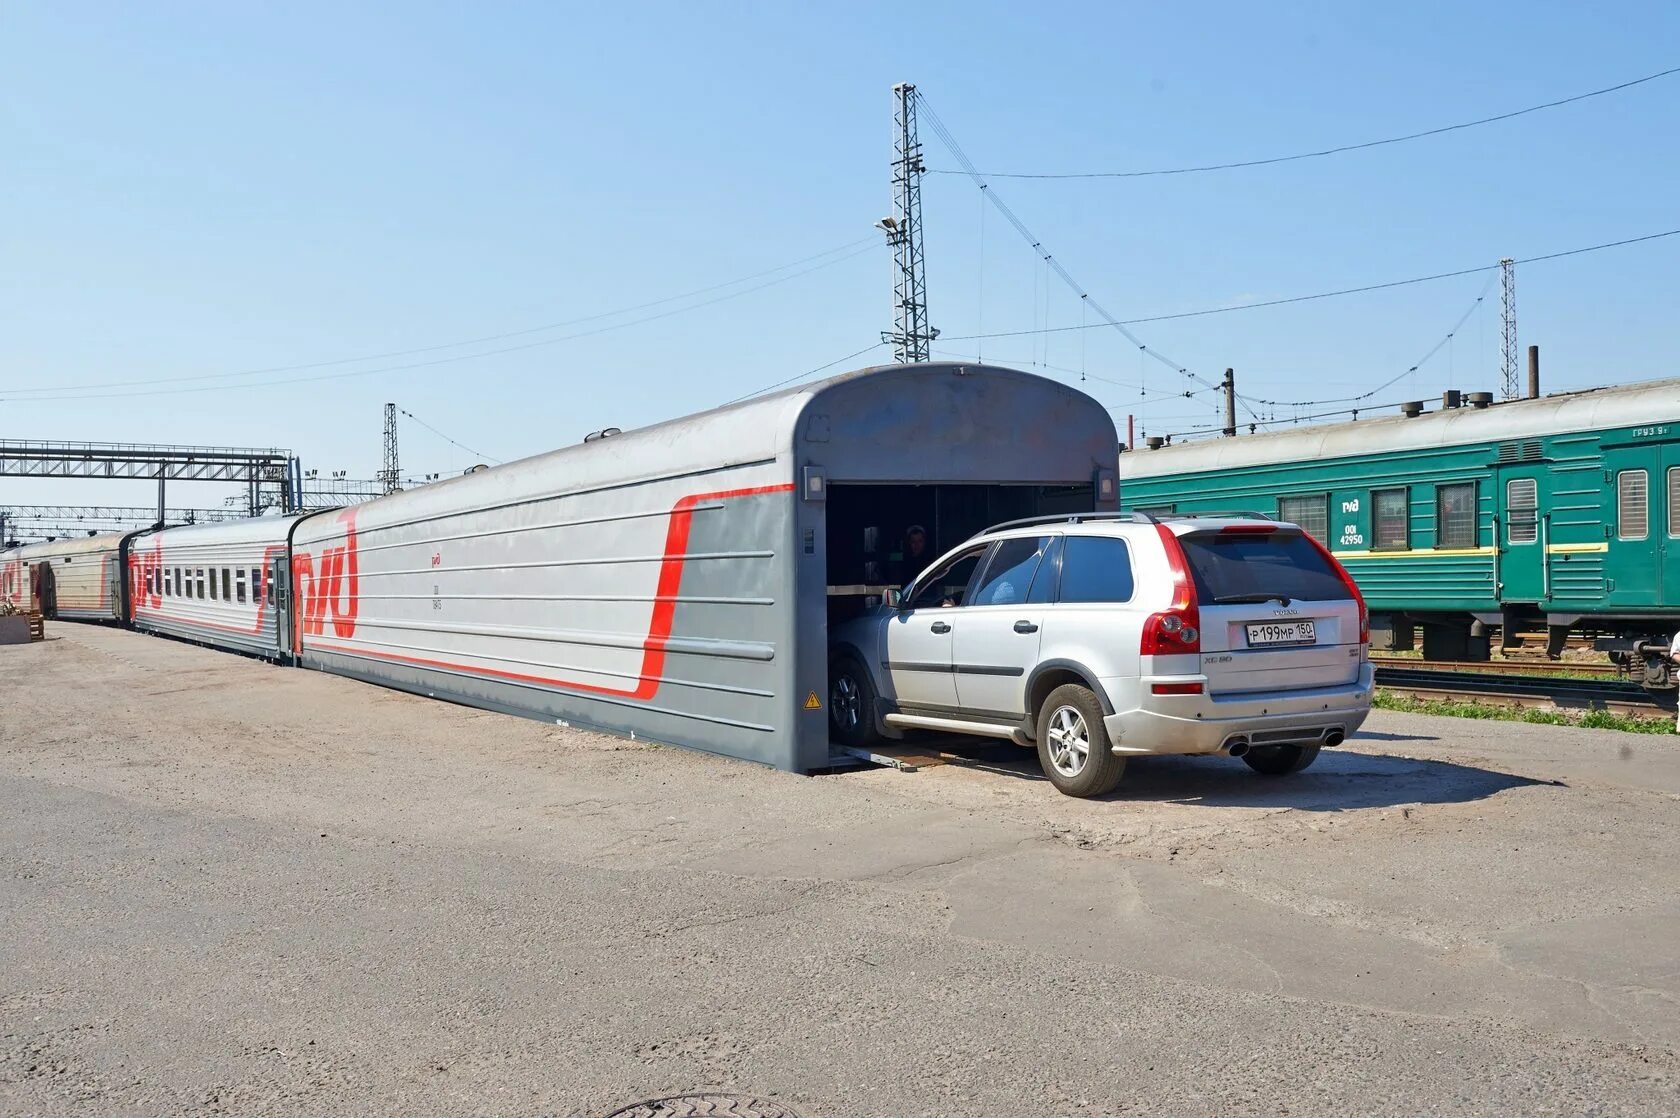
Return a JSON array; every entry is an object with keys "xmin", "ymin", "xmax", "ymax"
[
  {"xmin": 1117, "ymin": 375, "xmax": 1680, "ymax": 479},
  {"xmin": 294, "ymin": 361, "xmax": 1105, "ymax": 535},
  {"xmin": 4, "ymin": 532, "xmax": 130, "ymax": 559},
  {"xmin": 143, "ymin": 513, "xmax": 311, "ymax": 547}
]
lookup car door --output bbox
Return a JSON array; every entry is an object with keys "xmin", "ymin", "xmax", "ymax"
[
  {"xmin": 882, "ymin": 543, "xmax": 990, "ymax": 710},
  {"xmin": 953, "ymin": 534, "xmax": 1056, "ymax": 719}
]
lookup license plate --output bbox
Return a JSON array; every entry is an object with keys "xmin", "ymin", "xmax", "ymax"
[{"xmin": 1246, "ymin": 620, "xmax": 1317, "ymax": 647}]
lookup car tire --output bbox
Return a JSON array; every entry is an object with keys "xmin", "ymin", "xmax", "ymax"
[
  {"xmin": 1036, "ymin": 683, "xmax": 1126, "ymax": 798},
  {"xmin": 1242, "ymin": 743, "xmax": 1321, "ymax": 776},
  {"xmin": 828, "ymin": 656, "xmax": 880, "ymax": 749}
]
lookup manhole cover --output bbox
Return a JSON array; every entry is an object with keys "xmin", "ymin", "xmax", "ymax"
[{"xmin": 602, "ymin": 1094, "xmax": 804, "ymax": 1118}]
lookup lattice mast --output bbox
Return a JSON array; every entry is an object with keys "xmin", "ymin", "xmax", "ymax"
[
  {"xmin": 882, "ymin": 83, "xmax": 936, "ymax": 362},
  {"xmin": 1500, "ymin": 258, "xmax": 1518, "ymax": 401},
  {"xmin": 381, "ymin": 402, "xmax": 401, "ymax": 494}
]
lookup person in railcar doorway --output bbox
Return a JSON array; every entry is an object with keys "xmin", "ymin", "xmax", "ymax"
[{"xmin": 888, "ymin": 524, "xmax": 931, "ymax": 588}]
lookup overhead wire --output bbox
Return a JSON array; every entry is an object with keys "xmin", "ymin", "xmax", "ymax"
[
  {"xmin": 927, "ymin": 64, "xmax": 1680, "ymax": 179},
  {"xmin": 3, "ymin": 242, "xmax": 884, "ymax": 404},
  {"xmin": 915, "ymin": 90, "xmax": 1261, "ymax": 423},
  {"xmin": 939, "ymin": 226, "xmax": 1680, "ymax": 343},
  {"xmin": 721, "ymin": 341, "xmax": 889, "ymax": 406},
  {"xmin": 3, "ymin": 235, "xmax": 880, "ymax": 398},
  {"xmin": 1238, "ymin": 273, "xmax": 1498, "ymax": 409},
  {"xmin": 396, "ymin": 407, "xmax": 502, "ymax": 465}
]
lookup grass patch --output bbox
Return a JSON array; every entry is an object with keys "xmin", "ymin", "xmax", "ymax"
[{"xmin": 1374, "ymin": 690, "xmax": 1675, "ymax": 734}]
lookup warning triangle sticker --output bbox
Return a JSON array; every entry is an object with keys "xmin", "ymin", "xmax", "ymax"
[{"xmin": 804, "ymin": 690, "xmax": 823, "ymax": 710}]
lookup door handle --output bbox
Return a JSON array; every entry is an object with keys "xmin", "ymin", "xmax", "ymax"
[
  {"xmin": 930, "ymin": 621, "xmax": 952, "ymax": 634},
  {"xmin": 1013, "ymin": 620, "xmax": 1039, "ymax": 633}
]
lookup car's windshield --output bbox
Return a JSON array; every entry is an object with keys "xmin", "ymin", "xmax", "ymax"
[{"xmin": 1178, "ymin": 530, "xmax": 1349, "ymax": 603}]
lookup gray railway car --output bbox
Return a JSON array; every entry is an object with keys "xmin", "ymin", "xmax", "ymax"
[
  {"xmin": 126, "ymin": 516, "xmax": 307, "ymax": 658},
  {"xmin": 0, "ymin": 533, "xmax": 128, "ymax": 621},
  {"xmin": 287, "ymin": 362, "xmax": 1119, "ymax": 772}
]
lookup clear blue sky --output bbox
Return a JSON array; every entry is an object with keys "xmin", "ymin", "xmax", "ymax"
[{"xmin": 3, "ymin": 2, "xmax": 1676, "ymax": 512}]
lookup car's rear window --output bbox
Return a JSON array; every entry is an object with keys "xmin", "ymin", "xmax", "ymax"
[{"xmin": 1177, "ymin": 530, "xmax": 1350, "ymax": 603}]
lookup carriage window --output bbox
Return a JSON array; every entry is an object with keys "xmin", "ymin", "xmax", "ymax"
[
  {"xmin": 266, "ymin": 571, "xmax": 274, "ymax": 607},
  {"xmin": 222, "ymin": 568, "xmax": 231, "ymax": 600},
  {"xmin": 1667, "ymin": 467, "xmax": 1679, "ymax": 539},
  {"xmin": 1373, "ymin": 488, "xmax": 1409, "ymax": 550},
  {"xmin": 196, "ymin": 568, "xmax": 206, "ymax": 599},
  {"xmin": 1618, "ymin": 470, "xmax": 1649, "ymax": 540},
  {"xmin": 1277, "ymin": 495, "xmax": 1328, "ymax": 542},
  {"xmin": 235, "ymin": 569, "xmax": 247, "ymax": 604},
  {"xmin": 1436, "ymin": 483, "xmax": 1477, "ymax": 548},
  {"xmin": 209, "ymin": 566, "xmax": 219, "ymax": 600},
  {"xmin": 252, "ymin": 568, "xmax": 263, "ymax": 605},
  {"xmin": 1506, "ymin": 478, "xmax": 1538, "ymax": 544}
]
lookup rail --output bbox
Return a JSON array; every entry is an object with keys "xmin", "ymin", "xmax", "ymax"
[{"xmin": 1373, "ymin": 662, "xmax": 1674, "ymax": 716}]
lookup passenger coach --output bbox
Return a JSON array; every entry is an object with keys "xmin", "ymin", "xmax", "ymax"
[
  {"xmin": 0, "ymin": 532, "xmax": 129, "ymax": 622},
  {"xmin": 1118, "ymin": 377, "xmax": 1680, "ymax": 663},
  {"xmin": 125, "ymin": 516, "xmax": 307, "ymax": 658}
]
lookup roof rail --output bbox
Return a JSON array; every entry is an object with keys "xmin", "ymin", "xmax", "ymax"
[
  {"xmin": 1157, "ymin": 510, "xmax": 1278, "ymax": 522},
  {"xmin": 971, "ymin": 510, "xmax": 1159, "ymax": 539}
]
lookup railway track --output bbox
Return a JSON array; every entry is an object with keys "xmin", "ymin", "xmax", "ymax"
[
  {"xmin": 1370, "ymin": 656, "xmax": 1625, "ymax": 678},
  {"xmin": 1371, "ymin": 661, "xmax": 1675, "ymax": 717}
]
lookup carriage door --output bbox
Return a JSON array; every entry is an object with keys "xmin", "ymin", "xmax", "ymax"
[
  {"xmin": 269, "ymin": 555, "xmax": 293, "ymax": 661},
  {"xmin": 1602, "ymin": 446, "xmax": 1665, "ymax": 610},
  {"xmin": 1663, "ymin": 444, "xmax": 1680, "ymax": 602},
  {"xmin": 1496, "ymin": 466, "xmax": 1548, "ymax": 604}
]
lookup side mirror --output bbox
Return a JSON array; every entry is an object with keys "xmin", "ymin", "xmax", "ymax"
[{"xmin": 884, "ymin": 587, "xmax": 903, "ymax": 608}]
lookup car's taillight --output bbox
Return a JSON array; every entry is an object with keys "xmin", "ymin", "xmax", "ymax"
[
  {"xmin": 1301, "ymin": 531, "xmax": 1369, "ymax": 644},
  {"xmin": 1141, "ymin": 523, "xmax": 1200, "ymax": 656}
]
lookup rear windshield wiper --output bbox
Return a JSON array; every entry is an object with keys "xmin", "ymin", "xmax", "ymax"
[{"xmin": 1212, "ymin": 593, "xmax": 1293, "ymax": 605}]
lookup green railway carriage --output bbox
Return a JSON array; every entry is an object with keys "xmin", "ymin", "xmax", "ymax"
[{"xmin": 1116, "ymin": 378, "xmax": 1680, "ymax": 662}]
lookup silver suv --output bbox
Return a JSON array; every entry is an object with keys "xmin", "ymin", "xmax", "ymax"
[{"xmin": 828, "ymin": 512, "xmax": 1374, "ymax": 797}]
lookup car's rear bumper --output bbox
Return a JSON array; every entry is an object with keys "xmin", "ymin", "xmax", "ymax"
[{"xmin": 1102, "ymin": 664, "xmax": 1374, "ymax": 756}]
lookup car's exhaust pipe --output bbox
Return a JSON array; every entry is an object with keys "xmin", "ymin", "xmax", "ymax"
[
  {"xmin": 1323, "ymin": 730, "xmax": 1345, "ymax": 747},
  {"xmin": 1224, "ymin": 738, "xmax": 1250, "ymax": 757}
]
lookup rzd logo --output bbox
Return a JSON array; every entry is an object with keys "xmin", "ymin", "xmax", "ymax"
[
  {"xmin": 130, "ymin": 540, "xmax": 164, "ymax": 611},
  {"xmin": 293, "ymin": 509, "xmax": 361, "ymax": 639}
]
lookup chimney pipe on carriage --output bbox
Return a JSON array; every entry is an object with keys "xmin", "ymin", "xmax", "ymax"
[
  {"xmin": 1221, "ymin": 368, "xmax": 1237, "ymax": 437},
  {"xmin": 1527, "ymin": 345, "xmax": 1540, "ymax": 399}
]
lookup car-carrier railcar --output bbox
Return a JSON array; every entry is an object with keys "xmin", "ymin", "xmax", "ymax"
[
  {"xmin": 4, "ymin": 363, "xmax": 1121, "ymax": 775},
  {"xmin": 1117, "ymin": 377, "xmax": 1680, "ymax": 677}
]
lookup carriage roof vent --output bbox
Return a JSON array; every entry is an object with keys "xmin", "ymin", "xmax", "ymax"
[
  {"xmin": 1145, "ymin": 436, "xmax": 1165, "ymax": 450},
  {"xmin": 1466, "ymin": 391, "xmax": 1494, "ymax": 409},
  {"xmin": 1442, "ymin": 389, "xmax": 1463, "ymax": 409},
  {"xmin": 1400, "ymin": 401, "xmax": 1425, "ymax": 418},
  {"xmin": 582, "ymin": 427, "xmax": 622, "ymax": 443}
]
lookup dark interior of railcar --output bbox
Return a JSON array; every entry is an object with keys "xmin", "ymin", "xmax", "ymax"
[{"xmin": 824, "ymin": 482, "xmax": 1093, "ymax": 631}]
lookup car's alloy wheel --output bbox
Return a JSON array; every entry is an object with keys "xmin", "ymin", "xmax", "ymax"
[
  {"xmin": 1045, "ymin": 704, "xmax": 1090, "ymax": 778},
  {"xmin": 1035, "ymin": 683, "xmax": 1125, "ymax": 797},
  {"xmin": 827, "ymin": 657, "xmax": 880, "ymax": 748},
  {"xmin": 831, "ymin": 673, "xmax": 861, "ymax": 734}
]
